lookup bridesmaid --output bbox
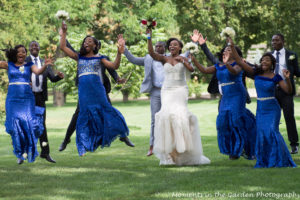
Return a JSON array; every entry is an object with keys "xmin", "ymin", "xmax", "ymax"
[
  {"xmin": 228, "ymin": 38, "xmax": 296, "ymax": 168},
  {"xmin": 0, "ymin": 45, "xmax": 51, "ymax": 164},
  {"xmin": 59, "ymin": 22, "xmax": 130, "ymax": 156},
  {"xmin": 191, "ymin": 42, "xmax": 256, "ymax": 160}
]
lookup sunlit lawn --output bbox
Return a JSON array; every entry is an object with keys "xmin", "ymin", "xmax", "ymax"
[{"xmin": 0, "ymin": 96, "xmax": 300, "ymax": 200}]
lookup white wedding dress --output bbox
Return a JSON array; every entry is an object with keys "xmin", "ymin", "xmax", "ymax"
[{"xmin": 153, "ymin": 62, "xmax": 211, "ymax": 166}]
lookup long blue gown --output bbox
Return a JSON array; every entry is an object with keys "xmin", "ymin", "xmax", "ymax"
[
  {"xmin": 254, "ymin": 74, "xmax": 296, "ymax": 168},
  {"xmin": 76, "ymin": 56, "xmax": 129, "ymax": 156},
  {"xmin": 5, "ymin": 62, "xmax": 44, "ymax": 162},
  {"xmin": 215, "ymin": 62, "xmax": 256, "ymax": 159}
]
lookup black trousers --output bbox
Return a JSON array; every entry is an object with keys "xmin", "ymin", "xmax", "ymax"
[
  {"xmin": 275, "ymin": 87, "xmax": 299, "ymax": 147},
  {"xmin": 63, "ymin": 93, "xmax": 111, "ymax": 143},
  {"xmin": 34, "ymin": 92, "xmax": 50, "ymax": 156}
]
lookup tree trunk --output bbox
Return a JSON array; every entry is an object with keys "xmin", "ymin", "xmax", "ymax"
[
  {"xmin": 53, "ymin": 87, "xmax": 65, "ymax": 107},
  {"xmin": 122, "ymin": 90, "xmax": 129, "ymax": 102}
]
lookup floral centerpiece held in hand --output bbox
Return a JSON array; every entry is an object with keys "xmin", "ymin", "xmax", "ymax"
[{"xmin": 220, "ymin": 27, "xmax": 235, "ymax": 40}]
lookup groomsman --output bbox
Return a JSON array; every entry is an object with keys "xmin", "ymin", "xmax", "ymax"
[
  {"xmin": 271, "ymin": 33, "xmax": 300, "ymax": 154},
  {"xmin": 123, "ymin": 42, "xmax": 166, "ymax": 156},
  {"xmin": 59, "ymin": 39, "xmax": 134, "ymax": 151},
  {"xmin": 26, "ymin": 41, "xmax": 64, "ymax": 163}
]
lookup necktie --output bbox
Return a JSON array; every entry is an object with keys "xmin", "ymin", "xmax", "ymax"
[
  {"xmin": 34, "ymin": 57, "xmax": 40, "ymax": 87},
  {"xmin": 275, "ymin": 51, "xmax": 280, "ymax": 74}
]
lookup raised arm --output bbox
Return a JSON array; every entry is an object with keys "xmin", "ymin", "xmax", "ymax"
[
  {"xmin": 31, "ymin": 58, "xmax": 53, "ymax": 75},
  {"xmin": 278, "ymin": 69, "xmax": 292, "ymax": 94},
  {"xmin": 124, "ymin": 47, "xmax": 145, "ymax": 66},
  {"xmin": 101, "ymin": 34, "xmax": 124, "ymax": 70},
  {"xmin": 191, "ymin": 30, "xmax": 219, "ymax": 64},
  {"xmin": 191, "ymin": 55, "xmax": 216, "ymax": 74},
  {"xmin": 60, "ymin": 22, "xmax": 78, "ymax": 60},
  {"xmin": 228, "ymin": 38, "xmax": 255, "ymax": 75},
  {"xmin": 147, "ymin": 29, "xmax": 167, "ymax": 63},
  {"xmin": 0, "ymin": 61, "xmax": 8, "ymax": 70}
]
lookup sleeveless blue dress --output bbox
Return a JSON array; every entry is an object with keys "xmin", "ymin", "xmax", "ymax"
[
  {"xmin": 76, "ymin": 56, "xmax": 129, "ymax": 156},
  {"xmin": 5, "ymin": 62, "xmax": 44, "ymax": 162},
  {"xmin": 254, "ymin": 74, "xmax": 296, "ymax": 168},
  {"xmin": 215, "ymin": 63, "xmax": 256, "ymax": 159}
]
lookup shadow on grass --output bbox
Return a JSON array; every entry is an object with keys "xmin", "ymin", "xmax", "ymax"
[{"xmin": 0, "ymin": 135, "xmax": 299, "ymax": 200}]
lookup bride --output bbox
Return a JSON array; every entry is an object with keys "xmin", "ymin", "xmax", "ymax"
[{"xmin": 147, "ymin": 30, "xmax": 210, "ymax": 166}]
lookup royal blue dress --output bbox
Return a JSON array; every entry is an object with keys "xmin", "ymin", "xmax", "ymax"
[
  {"xmin": 5, "ymin": 62, "xmax": 44, "ymax": 162},
  {"xmin": 215, "ymin": 62, "xmax": 256, "ymax": 159},
  {"xmin": 76, "ymin": 56, "xmax": 129, "ymax": 156},
  {"xmin": 254, "ymin": 74, "xmax": 296, "ymax": 168}
]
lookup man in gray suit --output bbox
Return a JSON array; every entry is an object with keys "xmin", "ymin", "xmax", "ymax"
[{"xmin": 124, "ymin": 42, "xmax": 166, "ymax": 156}]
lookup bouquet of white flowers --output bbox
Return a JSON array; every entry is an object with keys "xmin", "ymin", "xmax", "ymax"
[
  {"xmin": 220, "ymin": 27, "xmax": 235, "ymax": 40},
  {"xmin": 55, "ymin": 10, "xmax": 69, "ymax": 21},
  {"xmin": 182, "ymin": 42, "xmax": 199, "ymax": 54}
]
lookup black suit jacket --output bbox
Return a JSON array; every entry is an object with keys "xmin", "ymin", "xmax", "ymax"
[
  {"xmin": 272, "ymin": 49, "xmax": 300, "ymax": 96},
  {"xmin": 66, "ymin": 40, "xmax": 119, "ymax": 93},
  {"xmin": 25, "ymin": 56, "xmax": 63, "ymax": 101}
]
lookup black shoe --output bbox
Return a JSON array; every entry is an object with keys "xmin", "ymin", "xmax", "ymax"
[
  {"xmin": 17, "ymin": 158, "xmax": 24, "ymax": 165},
  {"xmin": 229, "ymin": 155, "xmax": 240, "ymax": 160},
  {"xmin": 59, "ymin": 139, "xmax": 71, "ymax": 152},
  {"xmin": 120, "ymin": 137, "xmax": 135, "ymax": 147},
  {"xmin": 40, "ymin": 155, "xmax": 56, "ymax": 163},
  {"xmin": 291, "ymin": 146, "xmax": 298, "ymax": 154}
]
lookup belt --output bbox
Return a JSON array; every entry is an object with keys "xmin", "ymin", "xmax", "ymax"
[
  {"xmin": 78, "ymin": 72, "xmax": 98, "ymax": 77},
  {"xmin": 220, "ymin": 82, "xmax": 235, "ymax": 87},
  {"xmin": 257, "ymin": 97, "xmax": 275, "ymax": 101},
  {"xmin": 9, "ymin": 82, "xmax": 29, "ymax": 85}
]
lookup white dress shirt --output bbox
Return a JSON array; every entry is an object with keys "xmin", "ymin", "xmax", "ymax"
[
  {"xmin": 31, "ymin": 55, "xmax": 43, "ymax": 92},
  {"xmin": 273, "ymin": 48, "xmax": 287, "ymax": 80},
  {"xmin": 152, "ymin": 60, "xmax": 164, "ymax": 88}
]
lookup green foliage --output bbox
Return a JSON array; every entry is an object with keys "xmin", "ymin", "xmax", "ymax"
[{"xmin": 94, "ymin": 0, "xmax": 178, "ymax": 45}]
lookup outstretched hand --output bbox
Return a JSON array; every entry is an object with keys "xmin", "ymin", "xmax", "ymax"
[
  {"xmin": 191, "ymin": 29, "xmax": 200, "ymax": 43},
  {"xmin": 282, "ymin": 69, "xmax": 290, "ymax": 79},
  {"xmin": 57, "ymin": 71, "xmax": 64, "ymax": 79},
  {"xmin": 117, "ymin": 77, "xmax": 126, "ymax": 84},
  {"xmin": 117, "ymin": 34, "xmax": 125, "ymax": 54},
  {"xmin": 198, "ymin": 32, "xmax": 207, "ymax": 45},
  {"xmin": 44, "ymin": 57, "xmax": 54, "ymax": 66}
]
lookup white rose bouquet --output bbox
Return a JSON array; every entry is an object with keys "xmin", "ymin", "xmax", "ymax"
[
  {"xmin": 220, "ymin": 27, "xmax": 236, "ymax": 40},
  {"xmin": 182, "ymin": 42, "xmax": 199, "ymax": 54},
  {"xmin": 55, "ymin": 10, "xmax": 69, "ymax": 21}
]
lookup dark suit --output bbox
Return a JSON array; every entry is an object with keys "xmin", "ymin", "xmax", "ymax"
[
  {"xmin": 62, "ymin": 41, "xmax": 119, "ymax": 143},
  {"xmin": 273, "ymin": 49, "xmax": 300, "ymax": 147},
  {"xmin": 200, "ymin": 43, "xmax": 251, "ymax": 104},
  {"xmin": 25, "ymin": 56, "xmax": 63, "ymax": 156}
]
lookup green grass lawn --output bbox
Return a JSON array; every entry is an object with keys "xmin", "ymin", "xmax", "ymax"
[{"xmin": 0, "ymin": 97, "xmax": 300, "ymax": 200}]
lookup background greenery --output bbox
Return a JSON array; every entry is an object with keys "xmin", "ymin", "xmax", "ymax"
[{"xmin": 0, "ymin": 98, "xmax": 299, "ymax": 200}]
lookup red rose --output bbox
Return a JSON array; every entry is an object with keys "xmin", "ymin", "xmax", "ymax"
[
  {"xmin": 152, "ymin": 21, "xmax": 157, "ymax": 27},
  {"xmin": 141, "ymin": 20, "xmax": 147, "ymax": 25}
]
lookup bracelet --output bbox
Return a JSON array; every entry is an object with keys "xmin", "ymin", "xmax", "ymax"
[
  {"xmin": 147, "ymin": 33, "xmax": 151, "ymax": 40},
  {"xmin": 182, "ymin": 59, "xmax": 185, "ymax": 64}
]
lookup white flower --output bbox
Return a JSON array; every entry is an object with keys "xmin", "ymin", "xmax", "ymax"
[
  {"xmin": 19, "ymin": 66, "xmax": 25, "ymax": 73},
  {"xmin": 289, "ymin": 55, "xmax": 295, "ymax": 60},
  {"xmin": 22, "ymin": 153, "xmax": 27, "ymax": 159},
  {"xmin": 183, "ymin": 42, "xmax": 199, "ymax": 54},
  {"xmin": 220, "ymin": 27, "xmax": 236, "ymax": 40},
  {"xmin": 55, "ymin": 10, "xmax": 69, "ymax": 20},
  {"xmin": 42, "ymin": 142, "xmax": 48, "ymax": 147}
]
